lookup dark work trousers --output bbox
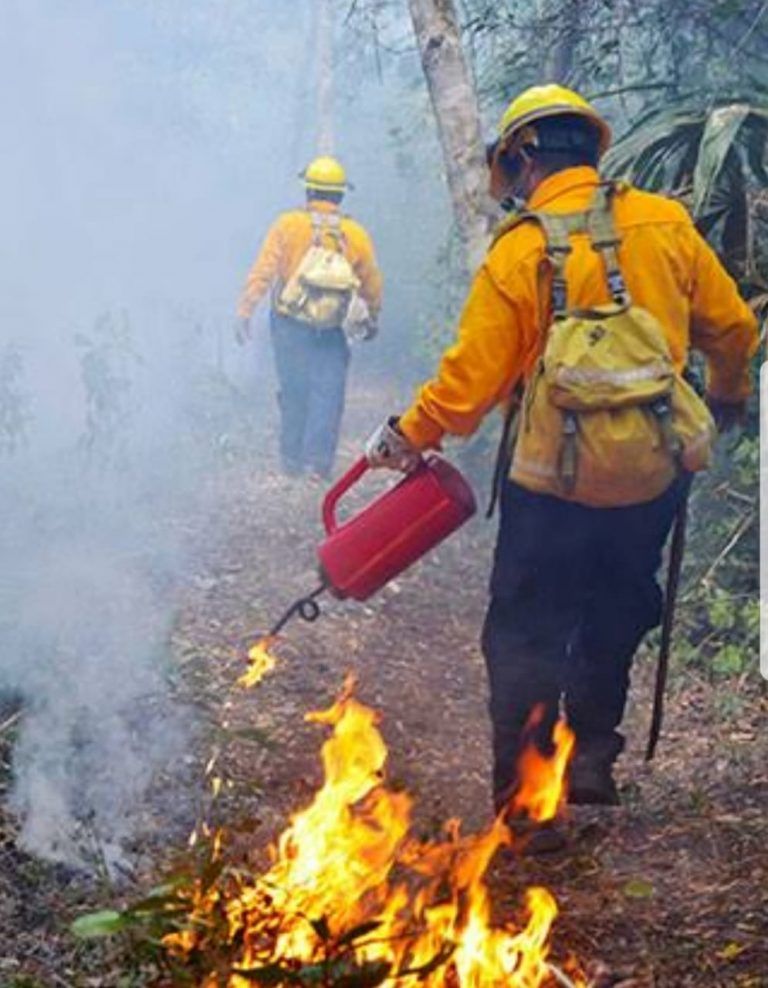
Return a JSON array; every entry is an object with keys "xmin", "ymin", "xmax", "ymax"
[
  {"xmin": 269, "ymin": 312, "xmax": 350, "ymax": 477},
  {"xmin": 481, "ymin": 475, "xmax": 690, "ymax": 810}
]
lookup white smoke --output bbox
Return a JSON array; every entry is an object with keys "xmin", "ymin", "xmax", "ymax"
[
  {"xmin": 0, "ymin": 0, "xmax": 449, "ymax": 870},
  {"xmin": 0, "ymin": 436, "xmax": 199, "ymax": 868},
  {"xmin": 0, "ymin": 0, "xmax": 307, "ymax": 868}
]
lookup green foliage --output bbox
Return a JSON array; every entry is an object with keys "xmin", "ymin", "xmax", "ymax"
[
  {"xmin": 622, "ymin": 877, "xmax": 655, "ymax": 899},
  {"xmin": 604, "ymin": 98, "xmax": 768, "ymax": 288},
  {"xmin": 672, "ymin": 433, "xmax": 758, "ymax": 680},
  {"xmin": 71, "ymin": 909, "xmax": 134, "ymax": 939},
  {"xmin": 76, "ymin": 310, "xmax": 142, "ymax": 466},
  {"xmin": 461, "ymin": 0, "xmax": 768, "ymax": 125},
  {"xmin": 71, "ymin": 831, "xmax": 458, "ymax": 986},
  {"xmin": 0, "ymin": 343, "xmax": 31, "ymax": 455}
]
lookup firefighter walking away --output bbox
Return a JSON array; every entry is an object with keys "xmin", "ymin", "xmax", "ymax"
[
  {"xmin": 237, "ymin": 156, "xmax": 383, "ymax": 478},
  {"xmin": 364, "ymin": 84, "xmax": 758, "ymax": 842}
]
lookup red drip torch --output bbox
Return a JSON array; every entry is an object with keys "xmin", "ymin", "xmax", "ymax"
[{"xmin": 267, "ymin": 455, "xmax": 476, "ymax": 637}]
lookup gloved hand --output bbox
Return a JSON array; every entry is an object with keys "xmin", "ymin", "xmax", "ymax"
[
  {"xmin": 345, "ymin": 319, "xmax": 377, "ymax": 343},
  {"xmin": 234, "ymin": 317, "xmax": 252, "ymax": 346},
  {"xmin": 707, "ymin": 396, "xmax": 747, "ymax": 433},
  {"xmin": 343, "ymin": 296, "xmax": 377, "ymax": 342},
  {"xmin": 365, "ymin": 417, "xmax": 422, "ymax": 472}
]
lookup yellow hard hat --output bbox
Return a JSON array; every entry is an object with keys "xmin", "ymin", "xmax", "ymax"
[
  {"xmin": 488, "ymin": 84, "xmax": 611, "ymax": 199},
  {"xmin": 302, "ymin": 156, "xmax": 349, "ymax": 194},
  {"xmin": 497, "ymin": 84, "xmax": 611, "ymax": 152}
]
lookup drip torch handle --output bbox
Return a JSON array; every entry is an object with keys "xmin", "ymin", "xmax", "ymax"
[{"xmin": 322, "ymin": 457, "xmax": 369, "ymax": 534}]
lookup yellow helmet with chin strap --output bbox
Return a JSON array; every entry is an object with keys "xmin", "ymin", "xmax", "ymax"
[
  {"xmin": 302, "ymin": 156, "xmax": 350, "ymax": 194},
  {"xmin": 488, "ymin": 84, "xmax": 611, "ymax": 200}
]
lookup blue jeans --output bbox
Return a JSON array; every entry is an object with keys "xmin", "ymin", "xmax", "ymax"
[{"xmin": 270, "ymin": 312, "xmax": 350, "ymax": 477}]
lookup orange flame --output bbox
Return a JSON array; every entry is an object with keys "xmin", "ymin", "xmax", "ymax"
[
  {"xmin": 166, "ymin": 680, "xmax": 583, "ymax": 986},
  {"xmin": 510, "ymin": 705, "xmax": 576, "ymax": 823}
]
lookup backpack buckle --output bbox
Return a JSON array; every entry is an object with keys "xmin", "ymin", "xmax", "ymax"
[
  {"xmin": 607, "ymin": 269, "xmax": 628, "ymax": 303},
  {"xmin": 547, "ymin": 244, "xmax": 571, "ymax": 318},
  {"xmin": 551, "ymin": 278, "xmax": 568, "ymax": 317}
]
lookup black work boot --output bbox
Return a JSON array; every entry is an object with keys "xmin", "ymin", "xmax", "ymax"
[
  {"xmin": 567, "ymin": 734, "xmax": 623, "ymax": 806},
  {"xmin": 494, "ymin": 788, "xmax": 568, "ymax": 856},
  {"xmin": 568, "ymin": 756, "xmax": 620, "ymax": 805},
  {"xmin": 507, "ymin": 817, "xmax": 568, "ymax": 855}
]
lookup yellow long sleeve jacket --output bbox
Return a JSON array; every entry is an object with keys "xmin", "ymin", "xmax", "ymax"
[
  {"xmin": 399, "ymin": 166, "xmax": 759, "ymax": 450},
  {"xmin": 237, "ymin": 199, "xmax": 383, "ymax": 320}
]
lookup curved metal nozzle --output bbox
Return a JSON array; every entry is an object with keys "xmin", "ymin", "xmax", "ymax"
[{"xmin": 268, "ymin": 583, "xmax": 327, "ymax": 637}]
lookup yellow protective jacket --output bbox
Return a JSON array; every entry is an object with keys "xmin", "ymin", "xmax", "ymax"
[
  {"xmin": 399, "ymin": 166, "xmax": 759, "ymax": 450},
  {"xmin": 237, "ymin": 199, "xmax": 383, "ymax": 320}
]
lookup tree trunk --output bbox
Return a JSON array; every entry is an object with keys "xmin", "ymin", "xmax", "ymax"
[
  {"xmin": 407, "ymin": 0, "xmax": 493, "ymax": 271},
  {"xmin": 316, "ymin": 0, "xmax": 334, "ymax": 154}
]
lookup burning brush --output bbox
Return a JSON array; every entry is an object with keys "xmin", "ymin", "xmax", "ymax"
[
  {"xmin": 160, "ymin": 649, "xmax": 584, "ymax": 988},
  {"xmin": 221, "ymin": 457, "xmax": 585, "ymax": 985}
]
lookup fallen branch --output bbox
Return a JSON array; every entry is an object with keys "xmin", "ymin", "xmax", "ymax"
[
  {"xmin": 701, "ymin": 508, "xmax": 756, "ymax": 588},
  {"xmin": 0, "ymin": 710, "xmax": 21, "ymax": 736},
  {"xmin": 548, "ymin": 963, "xmax": 578, "ymax": 988}
]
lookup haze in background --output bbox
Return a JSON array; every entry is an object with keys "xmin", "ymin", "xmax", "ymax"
[{"xmin": 0, "ymin": 0, "xmax": 449, "ymax": 867}]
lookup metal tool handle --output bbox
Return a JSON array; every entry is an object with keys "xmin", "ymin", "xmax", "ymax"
[
  {"xmin": 322, "ymin": 457, "xmax": 369, "ymax": 534},
  {"xmin": 645, "ymin": 493, "xmax": 689, "ymax": 761}
]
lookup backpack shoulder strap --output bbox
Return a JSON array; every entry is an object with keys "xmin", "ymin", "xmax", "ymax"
[
  {"xmin": 534, "ymin": 210, "xmax": 589, "ymax": 318},
  {"xmin": 308, "ymin": 209, "xmax": 346, "ymax": 250},
  {"xmin": 586, "ymin": 181, "xmax": 632, "ymax": 305},
  {"xmin": 489, "ymin": 209, "xmax": 535, "ymax": 248},
  {"xmin": 532, "ymin": 180, "xmax": 634, "ymax": 316},
  {"xmin": 493, "ymin": 193, "xmax": 632, "ymax": 319},
  {"xmin": 492, "ymin": 207, "xmax": 591, "ymax": 318}
]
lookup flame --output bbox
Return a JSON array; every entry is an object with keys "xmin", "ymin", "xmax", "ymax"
[
  {"xmin": 238, "ymin": 637, "xmax": 277, "ymax": 688},
  {"xmin": 166, "ymin": 679, "xmax": 582, "ymax": 986},
  {"xmin": 510, "ymin": 706, "xmax": 575, "ymax": 823}
]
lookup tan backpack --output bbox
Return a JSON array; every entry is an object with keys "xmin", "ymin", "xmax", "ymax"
[
  {"xmin": 508, "ymin": 183, "xmax": 715, "ymax": 507},
  {"xmin": 275, "ymin": 211, "xmax": 361, "ymax": 329}
]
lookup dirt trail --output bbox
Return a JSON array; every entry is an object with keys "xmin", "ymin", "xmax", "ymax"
[
  {"xmin": 181, "ymin": 391, "xmax": 767, "ymax": 987},
  {"xmin": 1, "ymin": 379, "xmax": 766, "ymax": 986}
]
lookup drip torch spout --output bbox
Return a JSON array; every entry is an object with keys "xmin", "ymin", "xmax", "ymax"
[{"xmin": 268, "ymin": 582, "xmax": 327, "ymax": 637}]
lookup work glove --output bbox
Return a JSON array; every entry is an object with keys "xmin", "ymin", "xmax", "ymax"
[
  {"xmin": 365, "ymin": 417, "xmax": 422, "ymax": 472},
  {"xmin": 362, "ymin": 319, "xmax": 378, "ymax": 341},
  {"xmin": 343, "ymin": 296, "xmax": 377, "ymax": 342},
  {"xmin": 344, "ymin": 319, "xmax": 377, "ymax": 343},
  {"xmin": 234, "ymin": 316, "xmax": 252, "ymax": 346},
  {"xmin": 349, "ymin": 319, "xmax": 378, "ymax": 342},
  {"xmin": 706, "ymin": 396, "xmax": 747, "ymax": 434}
]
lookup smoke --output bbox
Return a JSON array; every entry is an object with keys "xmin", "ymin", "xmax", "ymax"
[
  {"xmin": 3, "ymin": 542, "xmax": 186, "ymax": 868},
  {"xmin": 0, "ymin": 321, "xmax": 227, "ymax": 868},
  {"xmin": 0, "ymin": 0, "xmax": 450, "ymax": 869},
  {"xmin": 0, "ymin": 0, "xmax": 291, "ymax": 868}
]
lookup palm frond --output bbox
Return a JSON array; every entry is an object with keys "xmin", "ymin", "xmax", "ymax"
[
  {"xmin": 603, "ymin": 98, "xmax": 768, "ymax": 287},
  {"xmin": 692, "ymin": 104, "xmax": 751, "ymax": 216}
]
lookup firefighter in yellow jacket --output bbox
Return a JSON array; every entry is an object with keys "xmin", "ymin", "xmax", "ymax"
[
  {"xmin": 237, "ymin": 157, "xmax": 383, "ymax": 478},
  {"xmin": 364, "ymin": 86, "xmax": 758, "ymax": 820}
]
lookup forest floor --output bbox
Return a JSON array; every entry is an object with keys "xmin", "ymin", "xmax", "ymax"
[{"xmin": 1, "ymin": 379, "xmax": 766, "ymax": 987}]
